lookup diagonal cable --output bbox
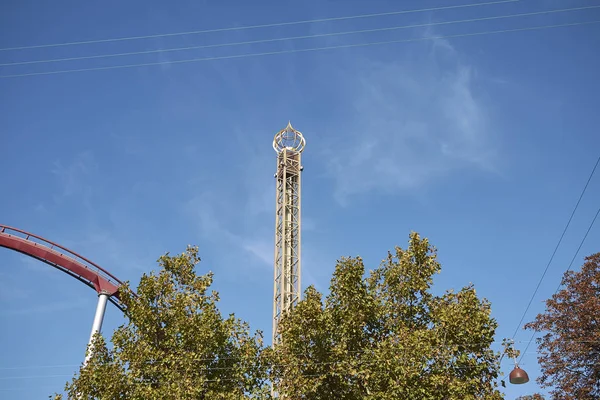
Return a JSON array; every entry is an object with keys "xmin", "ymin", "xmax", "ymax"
[
  {"xmin": 519, "ymin": 205, "xmax": 600, "ymax": 363},
  {"xmin": 0, "ymin": 0, "xmax": 519, "ymax": 51},
  {"xmin": 1, "ymin": 5, "xmax": 595, "ymax": 68},
  {"xmin": 511, "ymin": 154, "xmax": 600, "ymax": 340},
  {"xmin": 1, "ymin": 20, "xmax": 599, "ymax": 79}
]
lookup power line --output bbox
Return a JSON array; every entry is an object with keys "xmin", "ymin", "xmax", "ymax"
[
  {"xmin": 2, "ymin": 340, "xmax": 598, "ymax": 371},
  {"xmin": 552, "ymin": 209, "xmax": 600, "ymax": 292},
  {"xmin": 511, "ymin": 154, "xmax": 600, "ymax": 341},
  {"xmin": 1, "ymin": 19, "xmax": 598, "ymax": 79},
  {"xmin": 0, "ymin": 386, "xmax": 57, "ymax": 392},
  {"xmin": 0, "ymin": 0, "xmax": 518, "ymax": 52},
  {"xmin": 0, "ymin": 364, "xmax": 81, "ymax": 370},
  {"xmin": 0, "ymin": 374, "xmax": 70, "ymax": 380},
  {"xmin": 519, "ymin": 204, "xmax": 600, "ymax": 363},
  {"xmin": 2, "ymin": 4, "xmax": 595, "ymax": 68},
  {"xmin": 2, "ymin": 349, "xmax": 597, "ymax": 383},
  {"xmin": 0, "ymin": 356, "xmax": 557, "ymax": 381}
]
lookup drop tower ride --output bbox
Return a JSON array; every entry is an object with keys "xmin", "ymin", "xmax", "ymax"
[{"xmin": 272, "ymin": 122, "xmax": 305, "ymax": 345}]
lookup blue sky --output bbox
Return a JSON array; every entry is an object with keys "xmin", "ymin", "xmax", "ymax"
[{"xmin": 1, "ymin": 0, "xmax": 599, "ymax": 398}]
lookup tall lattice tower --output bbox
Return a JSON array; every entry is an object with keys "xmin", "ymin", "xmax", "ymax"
[{"xmin": 272, "ymin": 121, "xmax": 305, "ymax": 345}]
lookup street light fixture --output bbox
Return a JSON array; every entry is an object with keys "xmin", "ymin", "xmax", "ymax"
[
  {"xmin": 509, "ymin": 365, "xmax": 530, "ymax": 384},
  {"xmin": 502, "ymin": 339, "xmax": 530, "ymax": 385}
]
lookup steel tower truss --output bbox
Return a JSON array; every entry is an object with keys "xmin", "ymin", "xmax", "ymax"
[{"xmin": 272, "ymin": 122, "xmax": 305, "ymax": 345}]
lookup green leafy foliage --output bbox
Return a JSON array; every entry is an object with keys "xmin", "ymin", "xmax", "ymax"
[
  {"xmin": 516, "ymin": 394, "xmax": 546, "ymax": 400},
  {"xmin": 501, "ymin": 338, "xmax": 522, "ymax": 367},
  {"xmin": 53, "ymin": 246, "xmax": 272, "ymax": 400},
  {"xmin": 271, "ymin": 232, "xmax": 504, "ymax": 399}
]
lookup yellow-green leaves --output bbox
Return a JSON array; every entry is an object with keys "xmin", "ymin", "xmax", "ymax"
[
  {"xmin": 53, "ymin": 236, "xmax": 507, "ymax": 400},
  {"xmin": 54, "ymin": 246, "xmax": 271, "ymax": 400},
  {"xmin": 272, "ymin": 233, "xmax": 503, "ymax": 399}
]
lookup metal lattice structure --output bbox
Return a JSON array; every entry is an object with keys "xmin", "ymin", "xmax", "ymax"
[{"xmin": 272, "ymin": 122, "xmax": 305, "ymax": 345}]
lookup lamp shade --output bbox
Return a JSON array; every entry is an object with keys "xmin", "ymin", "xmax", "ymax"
[{"xmin": 509, "ymin": 366, "xmax": 530, "ymax": 384}]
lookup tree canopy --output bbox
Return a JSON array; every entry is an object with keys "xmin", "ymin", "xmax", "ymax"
[
  {"xmin": 516, "ymin": 394, "xmax": 545, "ymax": 400},
  {"xmin": 55, "ymin": 233, "xmax": 516, "ymax": 399},
  {"xmin": 524, "ymin": 252, "xmax": 600, "ymax": 400},
  {"xmin": 271, "ymin": 232, "xmax": 504, "ymax": 399},
  {"xmin": 54, "ymin": 246, "xmax": 272, "ymax": 400}
]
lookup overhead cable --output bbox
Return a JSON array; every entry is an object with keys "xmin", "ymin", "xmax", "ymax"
[
  {"xmin": 519, "ymin": 203, "xmax": 600, "ymax": 364},
  {"xmin": 1, "ymin": 5, "xmax": 596, "ymax": 68},
  {"xmin": 0, "ymin": 0, "xmax": 518, "ymax": 52},
  {"xmin": 1, "ymin": 20, "xmax": 598, "ymax": 79},
  {"xmin": 511, "ymin": 154, "xmax": 600, "ymax": 341}
]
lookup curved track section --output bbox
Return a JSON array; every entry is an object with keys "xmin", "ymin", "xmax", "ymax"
[{"xmin": 0, "ymin": 225, "xmax": 127, "ymax": 311}]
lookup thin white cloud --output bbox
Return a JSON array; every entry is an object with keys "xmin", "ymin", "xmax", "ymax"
[
  {"xmin": 243, "ymin": 239, "xmax": 273, "ymax": 266},
  {"xmin": 242, "ymin": 237, "xmax": 324, "ymax": 294},
  {"xmin": 50, "ymin": 151, "xmax": 98, "ymax": 210},
  {"xmin": 303, "ymin": 217, "xmax": 317, "ymax": 232},
  {"xmin": 186, "ymin": 190, "xmax": 274, "ymax": 272},
  {"xmin": 184, "ymin": 126, "xmax": 279, "ymax": 271},
  {"xmin": 0, "ymin": 278, "xmax": 31, "ymax": 301},
  {"xmin": 18, "ymin": 255, "xmax": 53, "ymax": 274},
  {"xmin": 55, "ymin": 227, "xmax": 161, "ymax": 281},
  {"xmin": 321, "ymin": 38, "xmax": 501, "ymax": 205},
  {"xmin": 0, "ymin": 299, "xmax": 89, "ymax": 317},
  {"xmin": 185, "ymin": 192, "xmax": 240, "ymax": 243}
]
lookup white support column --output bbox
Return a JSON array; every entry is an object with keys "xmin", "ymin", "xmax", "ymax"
[{"xmin": 84, "ymin": 293, "xmax": 109, "ymax": 365}]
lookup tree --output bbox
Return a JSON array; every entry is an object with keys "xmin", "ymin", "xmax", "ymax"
[
  {"xmin": 516, "ymin": 394, "xmax": 545, "ymax": 400},
  {"xmin": 53, "ymin": 246, "xmax": 272, "ymax": 400},
  {"xmin": 271, "ymin": 232, "xmax": 504, "ymax": 399},
  {"xmin": 524, "ymin": 252, "xmax": 600, "ymax": 400}
]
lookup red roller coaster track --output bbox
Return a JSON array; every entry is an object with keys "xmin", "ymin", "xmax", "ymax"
[{"xmin": 0, "ymin": 224, "xmax": 127, "ymax": 311}]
